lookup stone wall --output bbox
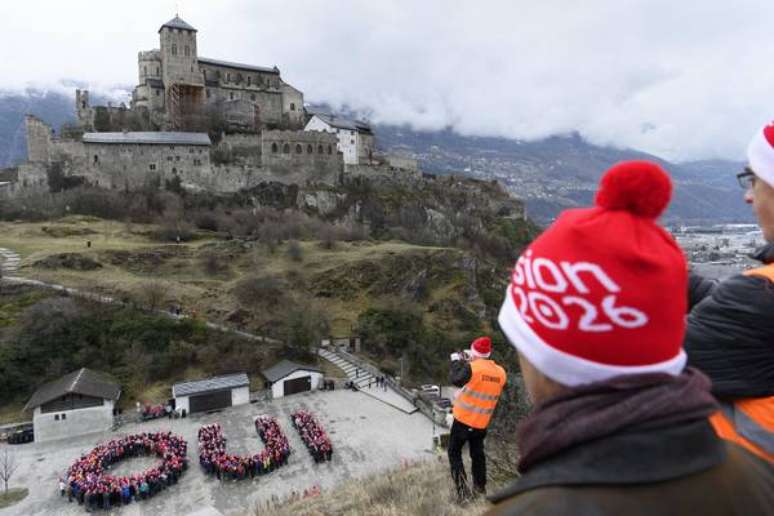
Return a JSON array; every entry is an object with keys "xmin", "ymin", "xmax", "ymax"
[
  {"xmin": 25, "ymin": 115, "xmax": 52, "ymax": 163},
  {"xmin": 261, "ymin": 130, "xmax": 342, "ymax": 185},
  {"xmin": 82, "ymin": 141, "xmax": 211, "ymax": 190}
]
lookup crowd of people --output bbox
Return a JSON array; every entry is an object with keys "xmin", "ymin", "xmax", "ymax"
[
  {"xmin": 197, "ymin": 417, "xmax": 291, "ymax": 481},
  {"xmin": 290, "ymin": 410, "xmax": 333, "ymax": 463},
  {"xmin": 62, "ymin": 432, "xmax": 188, "ymax": 511}
]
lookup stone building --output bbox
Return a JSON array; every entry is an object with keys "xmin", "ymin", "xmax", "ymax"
[
  {"xmin": 305, "ymin": 113, "xmax": 375, "ymax": 166},
  {"xmin": 24, "ymin": 368, "xmax": 121, "ymax": 443},
  {"xmin": 129, "ymin": 16, "xmax": 305, "ymax": 131}
]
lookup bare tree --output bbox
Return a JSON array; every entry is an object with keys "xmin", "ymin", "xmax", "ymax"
[{"xmin": 1, "ymin": 448, "xmax": 18, "ymax": 495}]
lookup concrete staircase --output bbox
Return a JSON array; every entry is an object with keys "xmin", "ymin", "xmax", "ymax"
[
  {"xmin": 0, "ymin": 248, "xmax": 21, "ymax": 277},
  {"xmin": 318, "ymin": 348, "xmax": 418, "ymax": 414}
]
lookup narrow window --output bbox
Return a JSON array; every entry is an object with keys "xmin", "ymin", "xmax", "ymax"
[
  {"xmin": 296, "ymin": 144, "xmax": 302, "ymax": 154},
  {"xmin": 55, "ymin": 415, "xmax": 59, "ymax": 421},
  {"xmin": 156, "ymin": 67, "xmax": 160, "ymax": 75},
  {"xmin": 227, "ymin": 73, "xmax": 231, "ymax": 82},
  {"xmin": 206, "ymin": 89, "xmax": 211, "ymax": 98},
  {"xmin": 230, "ymin": 92, "xmax": 234, "ymax": 100},
  {"xmin": 149, "ymin": 164, "xmax": 156, "ymax": 171},
  {"xmin": 81, "ymin": 101, "xmax": 86, "ymax": 109},
  {"xmin": 61, "ymin": 413, "xmax": 66, "ymax": 420},
  {"xmin": 318, "ymin": 144, "xmax": 323, "ymax": 154},
  {"xmin": 290, "ymin": 103, "xmax": 296, "ymax": 111},
  {"xmin": 93, "ymin": 155, "xmax": 99, "ymax": 164},
  {"xmin": 171, "ymin": 44, "xmax": 177, "ymax": 56},
  {"xmin": 156, "ymin": 89, "xmax": 160, "ymax": 97},
  {"xmin": 328, "ymin": 145, "xmax": 332, "ymax": 154},
  {"xmin": 247, "ymin": 76, "xmax": 251, "ymax": 86},
  {"xmin": 283, "ymin": 143, "xmax": 290, "ymax": 154},
  {"xmin": 185, "ymin": 45, "xmax": 190, "ymax": 57},
  {"xmin": 272, "ymin": 143, "xmax": 278, "ymax": 153},
  {"xmin": 307, "ymin": 144, "xmax": 313, "ymax": 153},
  {"xmin": 143, "ymin": 65, "xmax": 147, "ymax": 75}
]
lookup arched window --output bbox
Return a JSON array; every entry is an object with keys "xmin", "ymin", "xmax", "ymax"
[
  {"xmin": 327, "ymin": 145, "xmax": 332, "ymax": 155},
  {"xmin": 271, "ymin": 143, "xmax": 278, "ymax": 153},
  {"xmin": 307, "ymin": 144, "xmax": 313, "ymax": 153},
  {"xmin": 295, "ymin": 144, "xmax": 303, "ymax": 154},
  {"xmin": 283, "ymin": 143, "xmax": 290, "ymax": 154},
  {"xmin": 318, "ymin": 144, "xmax": 323, "ymax": 154},
  {"xmin": 290, "ymin": 103, "xmax": 296, "ymax": 111},
  {"xmin": 171, "ymin": 44, "xmax": 177, "ymax": 56}
]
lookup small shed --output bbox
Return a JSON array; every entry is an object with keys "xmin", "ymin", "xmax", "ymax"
[
  {"xmin": 25, "ymin": 368, "xmax": 121, "ymax": 443},
  {"xmin": 262, "ymin": 360, "xmax": 323, "ymax": 399},
  {"xmin": 172, "ymin": 373, "xmax": 250, "ymax": 414}
]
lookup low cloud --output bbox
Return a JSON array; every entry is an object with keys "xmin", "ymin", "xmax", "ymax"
[{"xmin": 2, "ymin": 0, "xmax": 772, "ymax": 161}]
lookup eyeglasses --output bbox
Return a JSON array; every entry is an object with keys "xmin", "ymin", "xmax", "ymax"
[{"xmin": 737, "ymin": 167, "xmax": 757, "ymax": 190}]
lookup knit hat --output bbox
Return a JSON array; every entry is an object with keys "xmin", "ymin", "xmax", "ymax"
[
  {"xmin": 498, "ymin": 161, "xmax": 687, "ymax": 387},
  {"xmin": 747, "ymin": 121, "xmax": 774, "ymax": 188},
  {"xmin": 470, "ymin": 336, "xmax": 492, "ymax": 358}
]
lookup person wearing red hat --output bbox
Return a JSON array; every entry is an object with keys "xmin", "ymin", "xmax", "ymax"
[
  {"xmin": 684, "ymin": 122, "xmax": 774, "ymax": 463},
  {"xmin": 448, "ymin": 335, "xmax": 506, "ymax": 501},
  {"xmin": 486, "ymin": 161, "xmax": 773, "ymax": 515}
]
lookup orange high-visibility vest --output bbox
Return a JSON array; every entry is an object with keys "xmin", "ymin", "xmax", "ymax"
[
  {"xmin": 709, "ymin": 397, "xmax": 774, "ymax": 463},
  {"xmin": 453, "ymin": 359, "xmax": 506, "ymax": 430},
  {"xmin": 707, "ymin": 265, "xmax": 774, "ymax": 463}
]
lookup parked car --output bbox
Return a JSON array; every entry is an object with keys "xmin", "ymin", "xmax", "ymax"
[
  {"xmin": 420, "ymin": 385, "xmax": 440, "ymax": 395},
  {"xmin": 7, "ymin": 427, "xmax": 34, "ymax": 444},
  {"xmin": 437, "ymin": 398, "xmax": 452, "ymax": 409}
]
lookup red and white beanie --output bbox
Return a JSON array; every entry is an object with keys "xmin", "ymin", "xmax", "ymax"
[
  {"xmin": 470, "ymin": 336, "xmax": 492, "ymax": 358},
  {"xmin": 498, "ymin": 161, "xmax": 688, "ymax": 387},
  {"xmin": 747, "ymin": 121, "xmax": 774, "ymax": 188}
]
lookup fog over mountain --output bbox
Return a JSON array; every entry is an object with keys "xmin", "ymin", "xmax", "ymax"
[{"xmin": 1, "ymin": 1, "xmax": 773, "ymax": 161}]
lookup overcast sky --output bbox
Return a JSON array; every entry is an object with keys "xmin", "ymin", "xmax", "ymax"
[{"xmin": 1, "ymin": 0, "xmax": 772, "ymax": 161}]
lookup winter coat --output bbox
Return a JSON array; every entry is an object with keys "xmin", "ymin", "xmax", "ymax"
[
  {"xmin": 684, "ymin": 243, "xmax": 774, "ymax": 398},
  {"xmin": 487, "ymin": 420, "xmax": 774, "ymax": 516}
]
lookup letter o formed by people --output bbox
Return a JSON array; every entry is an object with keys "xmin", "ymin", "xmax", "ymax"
[{"xmin": 64, "ymin": 432, "xmax": 188, "ymax": 510}]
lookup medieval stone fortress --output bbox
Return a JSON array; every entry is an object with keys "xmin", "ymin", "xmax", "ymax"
[{"xmin": 0, "ymin": 16, "xmax": 418, "ymax": 198}]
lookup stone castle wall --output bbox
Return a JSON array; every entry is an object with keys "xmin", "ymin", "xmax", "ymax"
[{"xmin": 261, "ymin": 130, "xmax": 343, "ymax": 185}]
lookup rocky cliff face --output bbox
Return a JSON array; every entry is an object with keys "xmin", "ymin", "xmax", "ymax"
[{"xmin": 243, "ymin": 172, "xmax": 533, "ymax": 253}]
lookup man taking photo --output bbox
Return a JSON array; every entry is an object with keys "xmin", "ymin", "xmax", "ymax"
[{"xmin": 448, "ymin": 336, "xmax": 506, "ymax": 502}]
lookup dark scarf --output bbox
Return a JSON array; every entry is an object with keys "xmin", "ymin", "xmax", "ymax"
[{"xmin": 517, "ymin": 368, "xmax": 718, "ymax": 472}]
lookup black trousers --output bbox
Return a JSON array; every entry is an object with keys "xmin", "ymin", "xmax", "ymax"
[{"xmin": 447, "ymin": 419, "xmax": 487, "ymax": 494}]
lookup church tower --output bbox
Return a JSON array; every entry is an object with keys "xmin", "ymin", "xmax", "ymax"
[
  {"xmin": 158, "ymin": 16, "xmax": 204, "ymax": 129},
  {"xmin": 159, "ymin": 16, "xmax": 202, "ymax": 87}
]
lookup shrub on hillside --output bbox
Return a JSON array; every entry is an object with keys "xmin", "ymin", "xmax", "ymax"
[
  {"xmin": 233, "ymin": 276, "xmax": 285, "ymax": 307},
  {"xmin": 287, "ymin": 240, "xmax": 303, "ymax": 262}
]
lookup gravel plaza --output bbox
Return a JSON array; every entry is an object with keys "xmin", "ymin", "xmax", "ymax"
[{"xmin": 0, "ymin": 390, "xmax": 438, "ymax": 515}]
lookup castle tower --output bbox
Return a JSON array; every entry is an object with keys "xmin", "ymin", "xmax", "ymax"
[
  {"xmin": 159, "ymin": 16, "xmax": 202, "ymax": 87},
  {"xmin": 158, "ymin": 16, "xmax": 204, "ymax": 129}
]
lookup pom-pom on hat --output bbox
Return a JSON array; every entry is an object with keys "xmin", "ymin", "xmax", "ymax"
[
  {"xmin": 747, "ymin": 121, "xmax": 774, "ymax": 188},
  {"xmin": 470, "ymin": 336, "xmax": 492, "ymax": 358},
  {"xmin": 498, "ymin": 161, "xmax": 687, "ymax": 387}
]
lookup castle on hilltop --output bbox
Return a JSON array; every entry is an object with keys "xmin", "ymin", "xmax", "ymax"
[{"xmin": 0, "ymin": 16, "xmax": 418, "ymax": 199}]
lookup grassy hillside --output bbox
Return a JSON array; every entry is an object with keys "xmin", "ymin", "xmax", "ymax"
[{"xmin": 263, "ymin": 460, "xmax": 492, "ymax": 516}]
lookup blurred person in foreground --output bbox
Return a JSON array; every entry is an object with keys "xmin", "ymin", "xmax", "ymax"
[
  {"xmin": 448, "ymin": 336, "xmax": 506, "ymax": 501},
  {"xmin": 685, "ymin": 122, "xmax": 774, "ymax": 463},
  {"xmin": 485, "ymin": 161, "xmax": 773, "ymax": 515}
]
